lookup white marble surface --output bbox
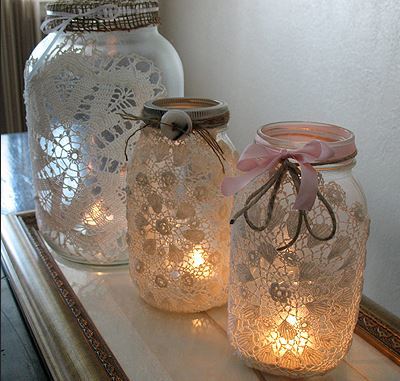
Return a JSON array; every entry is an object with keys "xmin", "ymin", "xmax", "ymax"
[{"xmin": 55, "ymin": 256, "xmax": 400, "ymax": 381}]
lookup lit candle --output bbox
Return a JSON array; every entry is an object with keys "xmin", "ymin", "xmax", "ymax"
[
  {"xmin": 83, "ymin": 200, "xmax": 114, "ymax": 227},
  {"xmin": 264, "ymin": 313, "xmax": 313, "ymax": 358},
  {"xmin": 179, "ymin": 245, "xmax": 214, "ymax": 279}
]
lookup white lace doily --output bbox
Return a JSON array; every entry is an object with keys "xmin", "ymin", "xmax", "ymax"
[{"xmin": 25, "ymin": 33, "xmax": 167, "ymax": 264}]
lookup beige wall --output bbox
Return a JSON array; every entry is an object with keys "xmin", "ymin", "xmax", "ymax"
[{"xmin": 159, "ymin": 0, "xmax": 400, "ymax": 315}]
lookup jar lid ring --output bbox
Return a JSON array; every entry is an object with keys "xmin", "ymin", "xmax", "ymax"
[{"xmin": 143, "ymin": 98, "xmax": 230, "ymax": 129}]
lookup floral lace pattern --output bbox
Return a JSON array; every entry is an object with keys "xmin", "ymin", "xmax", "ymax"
[
  {"xmin": 127, "ymin": 128, "xmax": 237, "ymax": 312},
  {"xmin": 25, "ymin": 34, "xmax": 167, "ymax": 264},
  {"xmin": 228, "ymin": 174, "xmax": 370, "ymax": 377}
]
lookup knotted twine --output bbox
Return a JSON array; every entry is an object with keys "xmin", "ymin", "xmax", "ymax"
[{"xmin": 222, "ymin": 139, "xmax": 357, "ymax": 250}]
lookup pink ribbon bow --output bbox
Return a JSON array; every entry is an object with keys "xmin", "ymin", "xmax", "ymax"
[{"xmin": 221, "ymin": 140, "xmax": 335, "ymax": 211}]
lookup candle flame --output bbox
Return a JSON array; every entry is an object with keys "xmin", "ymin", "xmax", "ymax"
[
  {"xmin": 191, "ymin": 246, "xmax": 205, "ymax": 267},
  {"xmin": 185, "ymin": 245, "xmax": 213, "ymax": 279},
  {"xmin": 263, "ymin": 310, "xmax": 313, "ymax": 357},
  {"xmin": 286, "ymin": 314, "xmax": 297, "ymax": 326},
  {"xmin": 83, "ymin": 200, "xmax": 114, "ymax": 226}
]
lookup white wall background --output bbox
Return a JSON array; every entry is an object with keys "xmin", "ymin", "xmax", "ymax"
[{"xmin": 160, "ymin": 0, "xmax": 400, "ymax": 316}]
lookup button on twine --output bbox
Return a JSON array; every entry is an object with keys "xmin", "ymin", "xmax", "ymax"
[{"xmin": 118, "ymin": 109, "xmax": 227, "ymax": 173}]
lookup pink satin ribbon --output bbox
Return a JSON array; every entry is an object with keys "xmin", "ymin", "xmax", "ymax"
[{"xmin": 221, "ymin": 140, "xmax": 335, "ymax": 211}]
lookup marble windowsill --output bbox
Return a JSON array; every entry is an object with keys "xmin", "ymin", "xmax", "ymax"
[{"xmin": 54, "ymin": 249, "xmax": 400, "ymax": 381}]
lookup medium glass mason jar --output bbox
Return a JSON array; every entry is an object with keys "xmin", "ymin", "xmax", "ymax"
[
  {"xmin": 227, "ymin": 122, "xmax": 369, "ymax": 377},
  {"xmin": 24, "ymin": 1, "xmax": 183, "ymax": 265},
  {"xmin": 126, "ymin": 98, "xmax": 237, "ymax": 312}
]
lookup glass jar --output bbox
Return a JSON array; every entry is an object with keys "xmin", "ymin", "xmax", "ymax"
[
  {"xmin": 24, "ymin": 1, "xmax": 184, "ymax": 265},
  {"xmin": 126, "ymin": 98, "xmax": 237, "ymax": 312},
  {"xmin": 227, "ymin": 122, "xmax": 370, "ymax": 377}
]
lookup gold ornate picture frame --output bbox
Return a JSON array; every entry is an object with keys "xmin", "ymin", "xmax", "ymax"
[{"xmin": 356, "ymin": 296, "xmax": 400, "ymax": 366}]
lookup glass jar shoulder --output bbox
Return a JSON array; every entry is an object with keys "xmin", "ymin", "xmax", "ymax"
[
  {"xmin": 129, "ymin": 127, "xmax": 237, "ymax": 175},
  {"xmin": 26, "ymin": 28, "xmax": 183, "ymax": 96},
  {"xmin": 319, "ymin": 165, "xmax": 368, "ymax": 213},
  {"xmin": 106, "ymin": 28, "xmax": 183, "ymax": 95},
  {"xmin": 216, "ymin": 130, "xmax": 238, "ymax": 161}
]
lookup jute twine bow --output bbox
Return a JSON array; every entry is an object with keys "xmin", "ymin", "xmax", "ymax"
[
  {"xmin": 232, "ymin": 159, "xmax": 336, "ymax": 250},
  {"xmin": 222, "ymin": 140, "xmax": 356, "ymax": 250},
  {"xmin": 118, "ymin": 109, "xmax": 228, "ymax": 173}
]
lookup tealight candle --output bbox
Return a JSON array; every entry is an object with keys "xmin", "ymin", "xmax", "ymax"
[
  {"xmin": 185, "ymin": 245, "xmax": 213, "ymax": 279},
  {"xmin": 82, "ymin": 200, "xmax": 114, "ymax": 227}
]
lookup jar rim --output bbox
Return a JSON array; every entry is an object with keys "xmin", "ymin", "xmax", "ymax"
[
  {"xmin": 257, "ymin": 121, "xmax": 357, "ymax": 162},
  {"xmin": 143, "ymin": 97, "xmax": 230, "ymax": 128}
]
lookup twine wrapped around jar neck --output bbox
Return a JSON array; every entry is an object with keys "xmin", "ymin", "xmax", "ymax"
[
  {"xmin": 27, "ymin": 1, "xmax": 159, "ymax": 83},
  {"xmin": 45, "ymin": 0, "xmax": 160, "ymax": 32},
  {"xmin": 119, "ymin": 98, "xmax": 230, "ymax": 172}
]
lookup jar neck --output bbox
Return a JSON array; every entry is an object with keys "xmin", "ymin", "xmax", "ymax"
[
  {"xmin": 118, "ymin": 25, "xmax": 159, "ymax": 36},
  {"xmin": 256, "ymin": 121, "xmax": 357, "ymax": 170},
  {"xmin": 207, "ymin": 124, "xmax": 228, "ymax": 137},
  {"xmin": 148, "ymin": 123, "xmax": 228, "ymax": 138},
  {"xmin": 314, "ymin": 158, "xmax": 356, "ymax": 172},
  {"xmin": 62, "ymin": 25, "xmax": 158, "ymax": 37},
  {"xmin": 143, "ymin": 98, "xmax": 230, "ymax": 131}
]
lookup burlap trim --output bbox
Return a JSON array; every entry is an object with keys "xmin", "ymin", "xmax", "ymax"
[{"xmin": 46, "ymin": 1, "xmax": 160, "ymax": 32}]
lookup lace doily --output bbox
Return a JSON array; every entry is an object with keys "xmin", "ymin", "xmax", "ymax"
[
  {"xmin": 127, "ymin": 128, "xmax": 237, "ymax": 312},
  {"xmin": 228, "ymin": 173, "xmax": 370, "ymax": 377},
  {"xmin": 25, "ymin": 33, "xmax": 167, "ymax": 264}
]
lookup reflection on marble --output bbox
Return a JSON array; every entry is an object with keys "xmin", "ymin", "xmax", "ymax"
[
  {"xmin": 56, "ymin": 258, "xmax": 258, "ymax": 381},
  {"xmin": 346, "ymin": 335, "xmax": 400, "ymax": 381},
  {"xmin": 55, "ymin": 251, "xmax": 398, "ymax": 381}
]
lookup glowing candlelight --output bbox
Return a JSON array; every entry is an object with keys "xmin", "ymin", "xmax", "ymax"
[
  {"xmin": 264, "ymin": 309, "xmax": 314, "ymax": 358},
  {"xmin": 266, "ymin": 327, "xmax": 312, "ymax": 357},
  {"xmin": 185, "ymin": 245, "xmax": 213, "ymax": 279},
  {"xmin": 191, "ymin": 246, "xmax": 206, "ymax": 267},
  {"xmin": 83, "ymin": 200, "xmax": 114, "ymax": 227}
]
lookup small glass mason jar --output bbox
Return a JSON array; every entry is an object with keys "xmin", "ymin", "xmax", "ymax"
[
  {"xmin": 227, "ymin": 122, "xmax": 370, "ymax": 378},
  {"xmin": 24, "ymin": 1, "xmax": 183, "ymax": 265},
  {"xmin": 126, "ymin": 98, "xmax": 237, "ymax": 312}
]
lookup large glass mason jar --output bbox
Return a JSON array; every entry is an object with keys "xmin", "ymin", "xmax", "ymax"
[
  {"xmin": 126, "ymin": 98, "xmax": 237, "ymax": 312},
  {"xmin": 225, "ymin": 122, "xmax": 370, "ymax": 377},
  {"xmin": 24, "ymin": 1, "xmax": 183, "ymax": 265}
]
